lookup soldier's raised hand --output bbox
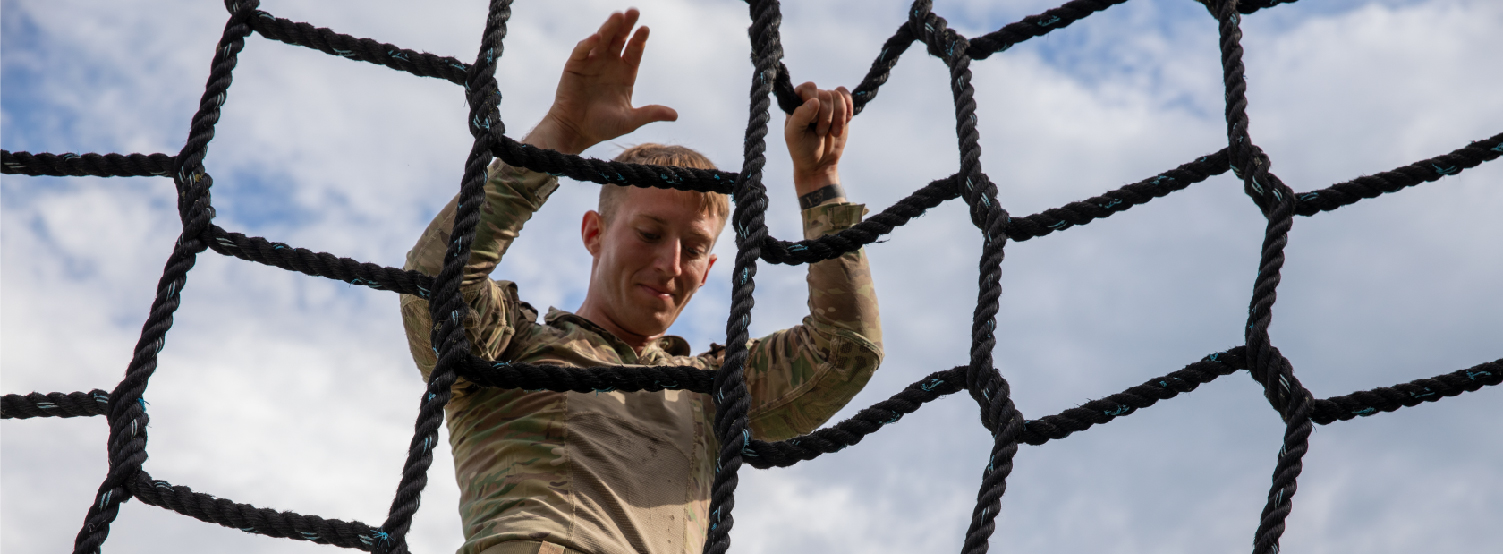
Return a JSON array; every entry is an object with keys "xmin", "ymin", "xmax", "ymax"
[
  {"xmin": 530, "ymin": 9, "xmax": 677, "ymax": 154},
  {"xmin": 784, "ymin": 82, "xmax": 853, "ymax": 196}
]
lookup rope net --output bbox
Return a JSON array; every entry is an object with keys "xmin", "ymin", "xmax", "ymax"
[{"xmin": 2, "ymin": 0, "xmax": 1498, "ymax": 553}]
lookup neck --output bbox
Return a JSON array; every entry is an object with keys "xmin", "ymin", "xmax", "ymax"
[{"xmin": 574, "ymin": 300, "xmax": 655, "ymax": 355}]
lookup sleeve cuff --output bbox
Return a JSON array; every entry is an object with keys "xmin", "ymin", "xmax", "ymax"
[
  {"xmin": 487, "ymin": 157, "xmax": 561, "ymax": 208},
  {"xmin": 801, "ymin": 201, "xmax": 868, "ymax": 240}
]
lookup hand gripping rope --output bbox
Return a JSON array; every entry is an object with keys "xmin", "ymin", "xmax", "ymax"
[{"xmin": 2, "ymin": 1, "xmax": 1499, "ymax": 553}]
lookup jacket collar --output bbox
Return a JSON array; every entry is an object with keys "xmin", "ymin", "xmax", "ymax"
[{"xmin": 544, "ymin": 308, "xmax": 693, "ymax": 361}]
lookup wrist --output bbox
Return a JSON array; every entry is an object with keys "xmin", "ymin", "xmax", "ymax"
[
  {"xmin": 524, "ymin": 112, "xmax": 592, "ymax": 155},
  {"xmin": 792, "ymin": 166, "xmax": 841, "ymax": 197},
  {"xmin": 798, "ymin": 183, "xmax": 846, "ymax": 209}
]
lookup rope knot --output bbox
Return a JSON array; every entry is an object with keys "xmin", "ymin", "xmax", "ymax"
[
  {"xmin": 1230, "ymin": 145, "xmax": 1294, "ymax": 215},
  {"xmin": 908, "ymin": 9, "xmax": 963, "ymax": 61},
  {"xmin": 1246, "ymin": 347, "xmax": 1310, "ymax": 422}
]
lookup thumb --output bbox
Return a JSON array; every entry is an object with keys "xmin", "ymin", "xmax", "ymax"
[
  {"xmin": 631, "ymin": 104, "xmax": 679, "ymax": 128},
  {"xmin": 789, "ymin": 97, "xmax": 818, "ymax": 130}
]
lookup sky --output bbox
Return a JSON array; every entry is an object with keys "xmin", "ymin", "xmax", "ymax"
[{"xmin": 2, "ymin": 0, "xmax": 1500, "ymax": 553}]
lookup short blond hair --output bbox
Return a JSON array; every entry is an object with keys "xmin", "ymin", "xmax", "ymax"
[{"xmin": 601, "ymin": 144, "xmax": 729, "ymax": 228}]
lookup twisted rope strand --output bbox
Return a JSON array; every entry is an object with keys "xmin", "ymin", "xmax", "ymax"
[
  {"xmin": 248, "ymin": 10, "xmax": 469, "ymax": 85},
  {"xmin": 0, "ymin": 151, "xmax": 174, "ymax": 177},
  {"xmin": 1207, "ymin": 2, "xmax": 1315, "ymax": 552},
  {"xmin": 69, "ymin": 2, "xmax": 261, "ymax": 551},
  {"xmin": 206, "ymin": 227, "xmax": 434, "ymax": 297},
  {"xmin": 376, "ymin": 2, "xmax": 516, "ymax": 551},
  {"xmin": 0, "ymin": 390, "xmax": 111, "ymax": 419},
  {"xmin": 129, "ymin": 471, "xmax": 380, "ymax": 550},
  {"xmin": 701, "ymin": 1, "xmax": 786, "ymax": 551}
]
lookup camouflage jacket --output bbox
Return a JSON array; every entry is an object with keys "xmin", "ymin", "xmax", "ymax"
[{"xmin": 399, "ymin": 159, "xmax": 883, "ymax": 554}]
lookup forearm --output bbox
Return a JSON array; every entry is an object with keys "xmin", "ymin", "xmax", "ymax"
[
  {"xmin": 741, "ymin": 200, "xmax": 883, "ymax": 440},
  {"xmin": 404, "ymin": 126, "xmax": 566, "ymax": 283},
  {"xmin": 801, "ymin": 200, "xmax": 880, "ymax": 345}
]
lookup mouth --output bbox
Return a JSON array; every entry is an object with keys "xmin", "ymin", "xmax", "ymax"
[{"xmin": 639, "ymin": 284, "xmax": 674, "ymax": 302}]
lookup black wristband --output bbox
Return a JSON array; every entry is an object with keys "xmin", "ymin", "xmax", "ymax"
[{"xmin": 798, "ymin": 183, "xmax": 846, "ymax": 209}]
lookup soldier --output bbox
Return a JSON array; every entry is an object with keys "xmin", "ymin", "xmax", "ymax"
[{"xmin": 400, "ymin": 8, "xmax": 881, "ymax": 554}]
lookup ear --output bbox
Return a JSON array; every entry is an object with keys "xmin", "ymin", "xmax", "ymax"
[
  {"xmin": 582, "ymin": 210, "xmax": 604, "ymax": 257},
  {"xmin": 701, "ymin": 253, "xmax": 717, "ymax": 286}
]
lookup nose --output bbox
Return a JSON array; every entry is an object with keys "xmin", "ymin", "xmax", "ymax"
[{"xmin": 653, "ymin": 238, "xmax": 683, "ymax": 278}]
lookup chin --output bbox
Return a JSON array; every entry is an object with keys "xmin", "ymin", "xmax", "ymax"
[{"xmin": 620, "ymin": 308, "xmax": 674, "ymax": 338}]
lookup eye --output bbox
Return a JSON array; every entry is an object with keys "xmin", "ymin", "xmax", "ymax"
[{"xmin": 638, "ymin": 229, "xmax": 661, "ymax": 242}]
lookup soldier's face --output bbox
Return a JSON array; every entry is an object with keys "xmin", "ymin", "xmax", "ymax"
[{"xmin": 582, "ymin": 186, "xmax": 721, "ymax": 339}]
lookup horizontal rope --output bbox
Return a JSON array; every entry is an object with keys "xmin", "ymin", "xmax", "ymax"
[
  {"xmin": 746, "ymin": 349, "xmax": 1501, "ymax": 463},
  {"xmin": 129, "ymin": 471, "xmax": 381, "ymax": 551},
  {"xmin": 1006, "ymin": 150, "xmax": 1231, "ymax": 242},
  {"xmin": 746, "ymin": 366, "xmax": 965, "ymax": 468},
  {"xmin": 755, "ymin": 130, "xmax": 1500, "ymax": 262},
  {"xmin": 490, "ymin": 135, "xmax": 737, "ymax": 194},
  {"xmin": 1, "ymin": 389, "xmax": 110, "ymax": 419},
  {"xmin": 1, "ymin": 150, "xmax": 174, "ymax": 177},
  {"xmin": 248, "ymin": 10, "xmax": 468, "ymax": 85},
  {"xmin": 1310, "ymin": 359, "xmax": 1501, "ymax": 424},
  {"xmin": 1292, "ymin": 133, "xmax": 1503, "ymax": 216},
  {"xmin": 760, "ymin": 174, "xmax": 961, "ymax": 265},
  {"xmin": 206, "ymin": 226, "xmax": 433, "ymax": 298}
]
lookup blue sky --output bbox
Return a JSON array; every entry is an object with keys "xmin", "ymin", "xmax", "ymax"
[{"xmin": 4, "ymin": 1, "xmax": 1500, "ymax": 553}]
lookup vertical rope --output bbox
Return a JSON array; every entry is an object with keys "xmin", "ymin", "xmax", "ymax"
[
  {"xmin": 1207, "ymin": 2, "xmax": 1315, "ymax": 553},
  {"xmin": 703, "ymin": 1, "xmax": 785, "ymax": 553},
  {"xmin": 70, "ymin": 2, "xmax": 260, "ymax": 552},
  {"xmin": 904, "ymin": 3, "xmax": 1026, "ymax": 553},
  {"xmin": 377, "ymin": 2, "xmax": 514, "ymax": 553}
]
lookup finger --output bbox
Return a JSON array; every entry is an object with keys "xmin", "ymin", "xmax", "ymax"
[
  {"xmin": 789, "ymin": 96, "xmax": 818, "ymax": 129},
  {"xmin": 839, "ymin": 86, "xmax": 854, "ymax": 123},
  {"xmin": 795, "ymin": 81, "xmax": 818, "ymax": 102},
  {"xmin": 631, "ymin": 104, "xmax": 679, "ymax": 128},
  {"xmin": 830, "ymin": 88, "xmax": 848, "ymax": 139},
  {"xmin": 597, "ymin": 12, "xmax": 624, "ymax": 57},
  {"xmin": 607, "ymin": 10, "xmax": 640, "ymax": 59},
  {"xmin": 596, "ymin": 11, "xmax": 619, "ymax": 39},
  {"xmin": 816, "ymin": 89, "xmax": 834, "ymax": 136},
  {"xmin": 569, "ymin": 33, "xmax": 600, "ymax": 63},
  {"xmin": 623, "ymin": 26, "xmax": 650, "ymax": 68}
]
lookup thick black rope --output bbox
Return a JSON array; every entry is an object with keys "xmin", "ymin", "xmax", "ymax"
[
  {"xmin": 1, "ymin": 151, "xmax": 174, "ymax": 177},
  {"xmin": 3, "ymin": 0, "xmax": 1498, "ymax": 552},
  {"xmin": 898, "ymin": 2, "xmax": 1025, "ymax": 551},
  {"xmin": 1207, "ymin": 2, "xmax": 1312, "ymax": 552},
  {"xmin": 247, "ymin": 10, "xmax": 469, "ymax": 86},
  {"xmin": 10, "ymin": 132, "xmax": 1497, "ymax": 268},
  {"xmin": 14, "ymin": 354, "xmax": 1496, "ymax": 461},
  {"xmin": 700, "ymin": 1, "xmax": 785, "ymax": 551},
  {"xmin": 206, "ymin": 226, "xmax": 434, "ymax": 297},
  {"xmin": 1, "ymin": 390, "xmax": 111, "ymax": 419},
  {"xmin": 371, "ymin": 2, "xmax": 518, "ymax": 552},
  {"xmin": 128, "ymin": 470, "xmax": 382, "ymax": 550},
  {"xmin": 66, "ymin": 2, "xmax": 259, "ymax": 551}
]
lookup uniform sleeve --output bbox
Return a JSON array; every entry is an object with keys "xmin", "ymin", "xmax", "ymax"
[
  {"xmin": 400, "ymin": 159, "xmax": 560, "ymax": 382},
  {"xmin": 741, "ymin": 201, "xmax": 884, "ymax": 441}
]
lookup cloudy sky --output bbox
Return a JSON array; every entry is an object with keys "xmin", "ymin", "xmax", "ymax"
[{"xmin": 3, "ymin": 0, "xmax": 1499, "ymax": 553}]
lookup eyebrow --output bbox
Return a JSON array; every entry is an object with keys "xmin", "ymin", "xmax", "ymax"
[{"xmin": 636, "ymin": 214, "xmax": 716, "ymax": 243}]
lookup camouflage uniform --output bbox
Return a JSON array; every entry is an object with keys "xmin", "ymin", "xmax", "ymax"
[{"xmin": 400, "ymin": 159, "xmax": 882, "ymax": 554}]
